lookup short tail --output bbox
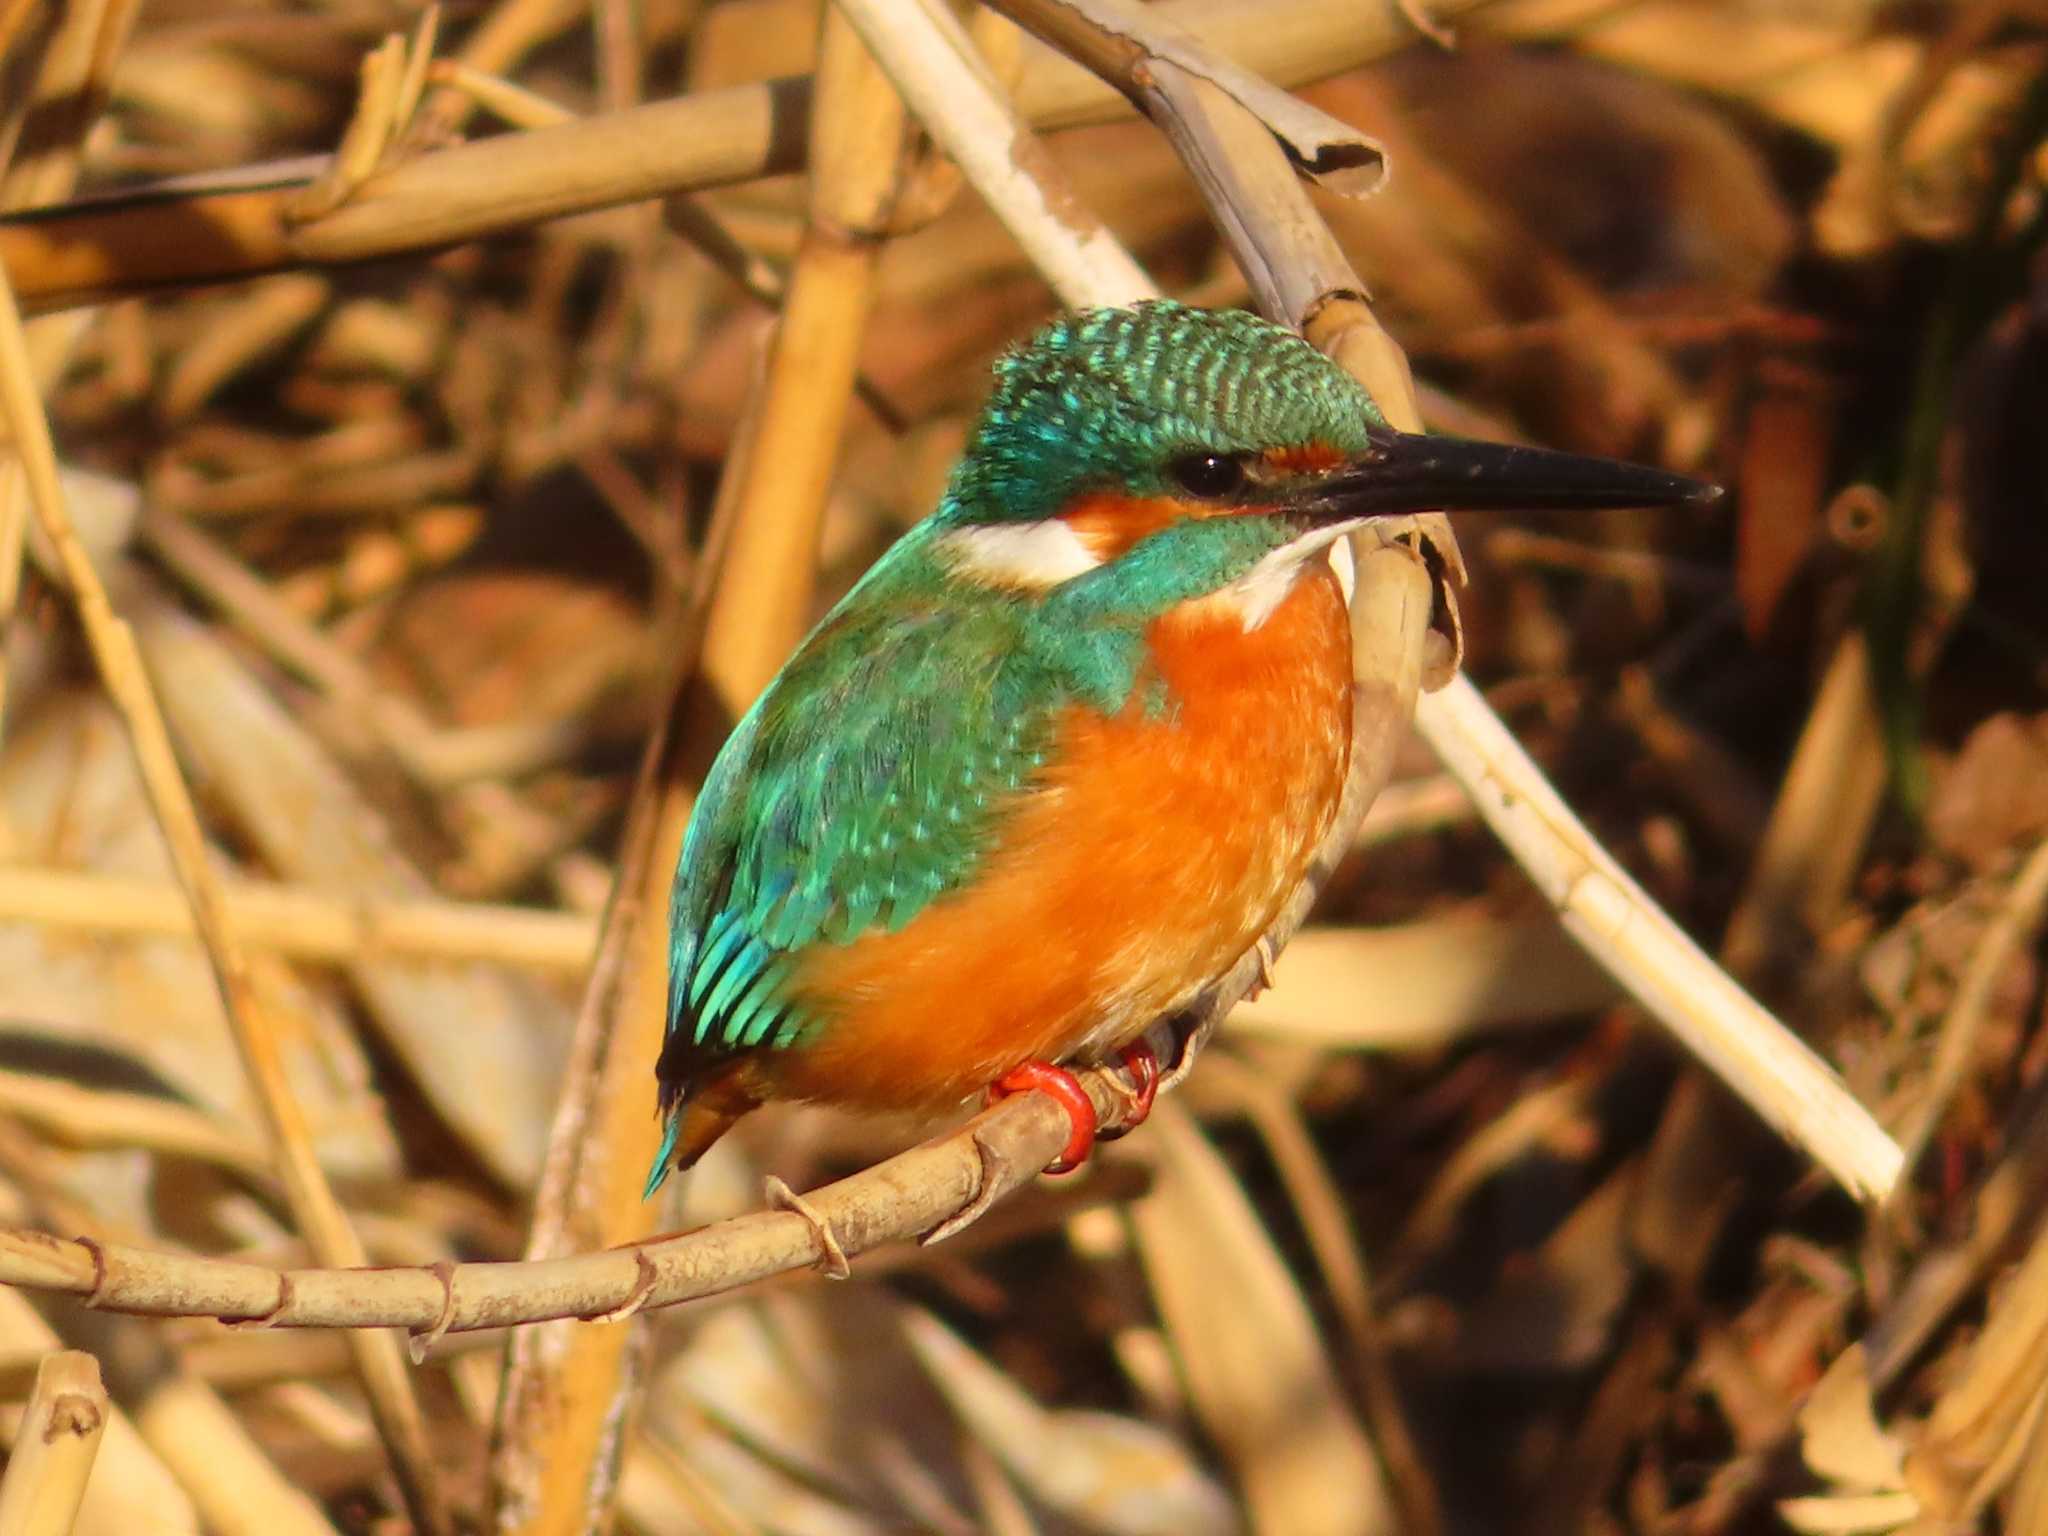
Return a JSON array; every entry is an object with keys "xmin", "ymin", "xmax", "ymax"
[{"xmin": 642, "ymin": 1072, "xmax": 761, "ymax": 1198}]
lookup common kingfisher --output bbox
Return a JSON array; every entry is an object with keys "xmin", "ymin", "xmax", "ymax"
[{"xmin": 649, "ymin": 302, "xmax": 1714, "ymax": 1190}]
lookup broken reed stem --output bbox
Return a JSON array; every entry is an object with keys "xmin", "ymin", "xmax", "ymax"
[
  {"xmin": 0, "ymin": 266, "xmax": 449, "ymax": 1536},
  {"xmin": 0, "ymin": 1351, "xmax": 106, "ymax": 1536}
]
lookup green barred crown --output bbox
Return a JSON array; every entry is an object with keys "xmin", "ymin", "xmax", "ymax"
[{"xmin": 938, "ymin": 301, "xmax": 1386, "ymax": 526}]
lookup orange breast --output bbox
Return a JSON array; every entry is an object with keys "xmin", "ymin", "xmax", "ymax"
[{"xmin": 771, "ymin": 561, "xmax": 1354, "ymax": 1112}]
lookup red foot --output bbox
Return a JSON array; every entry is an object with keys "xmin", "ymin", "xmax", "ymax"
[
  {"xmin": 987, "ymin": 1060, "xmax": 1097, "ymax": 1175},
  {"xmin": 1097, "ymin": 1041, "xmax": 1159, "ymax": 1140}
]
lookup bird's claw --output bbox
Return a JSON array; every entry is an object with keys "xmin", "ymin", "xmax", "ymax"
[
  {"xmin": 1096, "ymin": 1040, "xmax": 1160, "ymax": 1142},
  {"xmin": 987, "ymin": 1059, "xmax": 1097, "ymax": 1175}
]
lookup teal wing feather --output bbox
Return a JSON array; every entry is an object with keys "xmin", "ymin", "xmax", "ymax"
[{"xmin": 653, "ymin": 577, "xmax": 1064, "ymax": 1126}]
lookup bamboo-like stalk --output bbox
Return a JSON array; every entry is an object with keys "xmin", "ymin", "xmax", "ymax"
[
  {"xmin": 0, "ymin": 263, "xmax": 449, "ymax": 1534},
  {"xmin": 699, "ymin": 13, "xmax": 917, "ymax": 703},
  {"xmin": 0, "ymin": 1293, "xmax": 196, "ymax": 1536},
  {"xmin": 0, "ymin": 865, "xmax": 595, "ymax": 969},
  {"xmin": 485, "ymin": 442, "xmax": 740, "ymax": 1536},
  {"xmin": 0, "ymin": 0, "xmax": 1500, "ymax": 314},
  {"xmin": 494, "ymin": 19, "xmax": 937, "ymax": 1528},
  {"xmin": 0, "ymin": 1353, "xmax": 107, "ymax": 1536},
  {"xmin": 0, "ymin": 0, "xmax": 140, "ymax": 744}
]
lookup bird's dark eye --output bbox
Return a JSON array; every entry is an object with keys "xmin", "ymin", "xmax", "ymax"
[{"xmin": 1169, "ymin": 452, "xmax": 1247, "ymax": 500}]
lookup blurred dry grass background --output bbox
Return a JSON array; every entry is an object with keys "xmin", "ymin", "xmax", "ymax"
[{"xmin": 0, "ymin": 0, "xmax": 2042, "ymax": 1533}]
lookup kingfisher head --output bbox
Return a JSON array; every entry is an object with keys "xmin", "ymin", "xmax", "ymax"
[{"xmin": 930, "ymin": 302, "xmax": 1715, "ymax": 622}]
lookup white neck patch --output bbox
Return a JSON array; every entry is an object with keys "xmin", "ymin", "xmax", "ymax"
[
  {"xmin": 1217, "ymin": 519, "xmax": 1367, "ymax": 631},
  {"xmin": 934, "ymin": 519, "xmax": 1101, "ymax": 589}
]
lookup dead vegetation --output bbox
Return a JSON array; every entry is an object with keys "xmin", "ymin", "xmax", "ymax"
[{"xmin": 0, "ymin": 1, "xmax": 2042, "ymax": 1534}]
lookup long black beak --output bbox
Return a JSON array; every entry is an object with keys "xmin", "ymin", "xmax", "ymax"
[{"xmin": 1293, "ymin": 426, "xmax": 1721, "ymax": 519}]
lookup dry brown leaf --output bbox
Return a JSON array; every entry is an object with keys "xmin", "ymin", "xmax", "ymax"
[
  {"xmin": 900, "ymin": 1305, "xmax": 1237, "ymax": 1536},
  {"xmin": 1798, "ymin": 1345, "xmax": 1908, "ymax": 1493},
  {"xmin": 1132, "ymin": 1102, "xmax": 1396, "ymax": 1536}
]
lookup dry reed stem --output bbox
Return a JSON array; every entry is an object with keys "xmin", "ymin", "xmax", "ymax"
[
  {"xmin": 494, "ymin": 16, "xmax": 935, "ymax": 1532},
  {"xmin": 832, "ymin": 0, "xmax": 1153, "ymax": 309},
  {"xmin": 1892, "ymin": 836, "xmax": 2048, "ymax": 1177},
  {"xmin": 0, "ymin": 0, "xmax": 1469, "ymax": 314},
  {"xmin": 0, "ymin": 1292, "xmax": 193, "ymax": 1536},
  {"xmin": 1418, "ymin": 677, "xmax": 1903, "ymax": 1201},
  {"xmin": 0, "ymin": 0, "xmax": 139, "ymax": 745},
  {"xmin": 0, "ymin": 1352, "xmax": 107, "ymax": 1536},
  {"xmin": 485, "ymin": 460, "xmax": 743, "ymax": 1535},
  {"xmin": 0, "ymin": 1069, "xmax": 274, "ymax": 1178},
  {"xmin": 1170, "ymin": 71, "xmax": 1896, "ymax": 1197},
  {"xmin": 488, "ymin": 676, "xmax": 695, "ymax": 1530},
  {"xmin": 0, "ymin": 1082, "xmax": 1115, "ymax": 1330},
  {"xmin": 700, "ymin": 9, "xmax": 914, "ymax": 705},
  {"xmin": 0, "ymin": 866, "xmax": 595, "ymax": 970},
  {"xmin": 1195, "ymin": 1054, "xmax": 1443, "ymax": 1536},
  {"xmin": 0, "ymin": 268, "xmax": 448, "ymax": 1533},
  {"xmin": 1721, "ymin": 632, "xmax": 1889, "ymax": 979},
  {"xmin": 125, "ymin": 1375, "xmax": 338, "ymax": 1536},
  {"xmin": 987, "ymin": 0, "xmax": 1388, "ymax": 195}
]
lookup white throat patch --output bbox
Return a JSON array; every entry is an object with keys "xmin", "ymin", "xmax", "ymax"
[
  {"xmin": 1221, "ymin": 519, "xmax": 1368, "ymax": 631},
  {"xmin": 935, "ymin": 520, "xmax": 1101, "ymax": 589}
]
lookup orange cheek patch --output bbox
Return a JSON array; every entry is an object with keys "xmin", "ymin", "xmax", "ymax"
[
  {"xmin": 1263, "ymin": 440, "xmax": 1344, "ymax": 474},
  {"xmin": 1059, "ymin": 492, "xmax": 1194, "ymax": 561}
]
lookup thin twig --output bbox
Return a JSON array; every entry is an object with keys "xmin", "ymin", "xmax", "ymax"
[{"xmin": 0, "ymin": 1083, "xmax": 1117, "ymax": 1331}]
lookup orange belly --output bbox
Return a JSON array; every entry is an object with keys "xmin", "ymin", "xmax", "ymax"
[{"xmin": 769, "ymin": 560, "xmax": 1354, "ymax": 1112}]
